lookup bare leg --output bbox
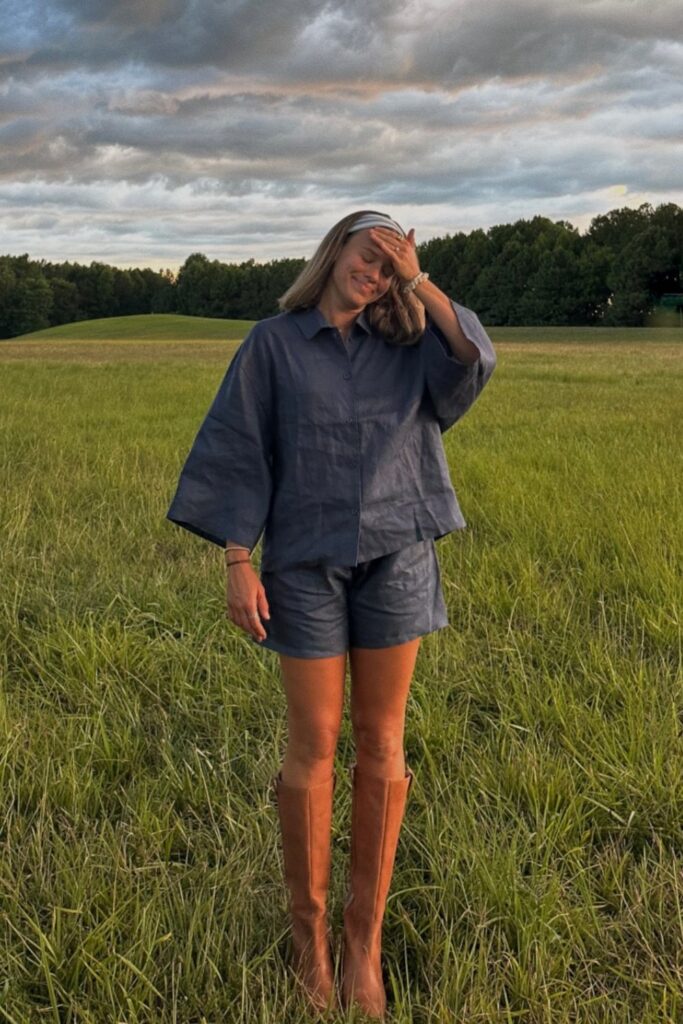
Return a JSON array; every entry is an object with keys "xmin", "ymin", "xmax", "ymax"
[
  {"xmin": 278, "ymin": 652, "xmax": 347, "ymax": 785},
  {"xmin": 348, "ymin": 638, "xmax": 421, "ymax": 779}
]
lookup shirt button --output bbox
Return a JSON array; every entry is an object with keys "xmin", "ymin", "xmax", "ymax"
[{"xmin": 343, "ymin": 371, "xmax": 351, "ymax": 380}]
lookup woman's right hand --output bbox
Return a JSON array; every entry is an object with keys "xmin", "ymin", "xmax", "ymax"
[{"xmin": 225, "ymin": 560, "xmax": 270, "ymax": 642}]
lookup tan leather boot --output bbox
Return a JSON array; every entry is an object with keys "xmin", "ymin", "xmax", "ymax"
[
  {"xmin": 340, "ymin": 763, "xmax": 414, "ymax": 1019},
  {"xmin": 272, "ymin": 770, "xmax": 338, "ymax": 1014}
]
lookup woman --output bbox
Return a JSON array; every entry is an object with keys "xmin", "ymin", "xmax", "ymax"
[{"xmin": 167, "ymin": 210, "xmax": 497, "ymax": 1018}]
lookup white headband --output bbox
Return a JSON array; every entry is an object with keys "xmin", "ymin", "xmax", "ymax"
[{"xmin": 346, "ymin": 213, "xmax": 406, "ymax": 238}]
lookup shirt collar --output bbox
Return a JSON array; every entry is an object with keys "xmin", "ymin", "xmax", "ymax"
[{"xmin": 291, "ymin": 306, "xmax": 372, "ymax": 340}]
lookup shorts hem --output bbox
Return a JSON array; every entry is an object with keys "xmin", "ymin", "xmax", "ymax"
[
  {"xmin": 254, "ymin": 635, "xmax": 349, "ymax": 659},
  {"xmin": 348, "ymin": 618, "xmax": 450, "ymax": 650}
]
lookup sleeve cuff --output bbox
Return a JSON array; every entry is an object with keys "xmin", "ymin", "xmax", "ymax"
[{"xmin": 426, "ymin": 300, "xmax": 496, "ymax": 372}]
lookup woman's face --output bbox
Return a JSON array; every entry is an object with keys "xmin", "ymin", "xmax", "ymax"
[{"xmin": 329, "ymin": 228, "xmax": 397, "ymax": 308}]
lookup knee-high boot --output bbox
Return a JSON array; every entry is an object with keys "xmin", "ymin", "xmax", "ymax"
[
  {"xmin": 340, "ymin": 762, "xmax": 414, "ymax": 1020},
  {"xmin": 272, "ymin": 770, "xmax": 338, "ymax": 1013}
]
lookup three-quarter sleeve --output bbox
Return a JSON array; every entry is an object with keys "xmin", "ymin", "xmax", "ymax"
[
  {"xmin": 166, "ymin": 330, "xmax": 274, "ymax": 550},
  {"xmin": 421, "ymin": 299, "xmax": 497, "ymax": 433}
]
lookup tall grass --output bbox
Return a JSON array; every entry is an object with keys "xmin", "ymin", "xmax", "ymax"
[{"xmin": 0, "ymin": 321, "xmax": 681, "ymax": 1022}]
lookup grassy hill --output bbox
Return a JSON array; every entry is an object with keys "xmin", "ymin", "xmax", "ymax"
[{"xmin": 10, "ymin": 313, "xmax": 256, "ymax": 343}]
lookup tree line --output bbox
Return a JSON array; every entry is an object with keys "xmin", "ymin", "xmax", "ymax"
[
  {"xmin": 0, "ymin": 257, "xmax": 176, "ymax": 339},
  {"xmin": 1, "ymin": 202, "xmax": 680, "ymax": 338}
]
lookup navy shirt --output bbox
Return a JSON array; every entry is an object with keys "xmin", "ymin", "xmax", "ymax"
[{"xmin": 166, "ymin": 298, "xmax": 497, "ymax": 571}]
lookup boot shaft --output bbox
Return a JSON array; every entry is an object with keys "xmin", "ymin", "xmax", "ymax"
[
  {"xmin": 272, "ymin": 770, "xmax": 336, "ymax": 919},
  {"xmin": 343, "ymin": 764, "xmax": 413, "ymax": 941}
]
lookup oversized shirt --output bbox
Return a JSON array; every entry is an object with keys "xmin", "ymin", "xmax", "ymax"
[{"xmin": 166, "ymin": 298, "xmax": 497, "ymax": 571}]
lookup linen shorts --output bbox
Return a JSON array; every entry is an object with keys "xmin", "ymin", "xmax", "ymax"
[{"xmin": 252, "ymin": 538, "xmax": 449, "ymax": 659}]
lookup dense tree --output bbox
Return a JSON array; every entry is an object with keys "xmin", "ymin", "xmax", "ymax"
[
  {"xmin": 175, "ymin": 254, "xmax": 307, "ymax": 321},
  {"xmin": 597, "ymin": 204, "xmax": 683, "ymax": 325},
  {"xmin": 48, "ymin": 277, "xmax": 80, "ymax": 325},
  {"xmin": 0, "ymin": 257, "xmax": 177, "ymax": 337},
  {"xmin": 0, "ymin": 256, "xmax": 53, "ymax": 338},
  {"xmin": 149, "ymin": 269, "xmax": 176, "ymax": 313},
  {"xmin": 587, "ymin": 204, "xmax": 653, "ymax": 252},
  {"xmin": 175, "ymin": 253, "xmax": 213, "ymax": 316}
]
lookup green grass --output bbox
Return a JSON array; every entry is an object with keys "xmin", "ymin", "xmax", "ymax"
[{"xmin": 1, "ymin": 320, "xmax": 682, "ymax": 1022}]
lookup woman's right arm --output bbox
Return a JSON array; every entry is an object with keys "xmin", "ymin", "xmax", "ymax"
[{"xmin": 166, "ymin": 328, "xmax": 274, "ymax": 642}]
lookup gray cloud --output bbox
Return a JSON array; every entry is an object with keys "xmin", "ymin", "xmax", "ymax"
[
  {"xmin": 0, "ymin": 0, "xmax": 681, "ymax": 266},
  {"xmin": 5, "ymin": 0, "xmax": 681, "ymax": 83}
]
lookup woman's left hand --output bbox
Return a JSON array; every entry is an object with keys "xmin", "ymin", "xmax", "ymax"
[{"xmin": 368, "ymin": 226, "xmax": 421, "ymax": 284}]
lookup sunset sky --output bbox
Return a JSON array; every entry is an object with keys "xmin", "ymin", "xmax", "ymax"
[{"xmin": 2, "ymin": 0, "xmax": 681, "ymax": 270}]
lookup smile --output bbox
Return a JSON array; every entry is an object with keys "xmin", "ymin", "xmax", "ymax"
[{"xmin": 352, "ymin": 277, "xmax": 375, "ymax": 294}]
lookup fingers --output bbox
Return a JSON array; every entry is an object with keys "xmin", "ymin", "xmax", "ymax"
[
  {"xmin": 226, "ymin": 588, "xmax": 270, "ymax": 642},
  {"xmin": 370, "ymin": 225, "xmax": 417, "ymax": 249},
  {"xmin": 369, "ymin": 226, "xmax": 420, "ymax": 279},
  {"xmin": 246, "ymin": 608, "xmax": 267, "ymax": 642},
  {"xmin": 369, "ymin": 225, "xmax": 413, "ymax": 245},
  {"xmin": 369, "ymin": 227, "xmax": 401, "ymax": 251},
  {"xmin": 257, "ymin": 586, "xmax": 270, "ymax": 623},
  {"xmin": 369, "ymin": 230, "xmax": 404, "ymax": 268},
  {"xmin": 228, "ymin": 604, "xmax": 267, "ymax": 642}
]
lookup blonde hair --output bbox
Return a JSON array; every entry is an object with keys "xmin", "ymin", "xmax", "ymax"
[{"xmin": 278, "ymin": 209, "xmax": 426, "ymax": 346}]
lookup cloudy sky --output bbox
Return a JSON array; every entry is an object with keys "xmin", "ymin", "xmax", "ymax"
[{"xmin": 1, "ymin": 0, "xmax": 681, "ymax": 270}]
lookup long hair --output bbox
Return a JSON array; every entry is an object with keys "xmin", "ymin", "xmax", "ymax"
[{"xmin": 278, "ymin": 210, "xmax": 426, "ymax": 346}]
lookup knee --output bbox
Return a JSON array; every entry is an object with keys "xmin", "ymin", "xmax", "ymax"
[
  {"xmin": 353, "ymin": 723, "xmax": 404, "ymax": 764},
  {"xmin": 287, "ymin": 726, "xmax": 339, "ymax": 768}
]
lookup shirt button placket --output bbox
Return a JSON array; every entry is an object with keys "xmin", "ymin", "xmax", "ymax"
[
  {"xmin": 339, "ymin": 338, "xmax": 362, "ymax": 563},
  {"xmin": 343, "ymin": 369, "xmax": 353, "ymax": 423}
]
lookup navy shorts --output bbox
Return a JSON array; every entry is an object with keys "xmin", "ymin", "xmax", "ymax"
[{"xmin": 252, "ymin": 539, "xmax": 449, "ymax": 659}]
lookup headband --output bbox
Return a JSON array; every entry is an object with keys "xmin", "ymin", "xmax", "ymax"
[{"xmin": 346, "ymin": 213, "xmax": 406, "ymax": 238}]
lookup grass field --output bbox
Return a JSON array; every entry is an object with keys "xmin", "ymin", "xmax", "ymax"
[{"xmin": 1, "ymin": 314, "xmax": 682, "ymax": 1022}]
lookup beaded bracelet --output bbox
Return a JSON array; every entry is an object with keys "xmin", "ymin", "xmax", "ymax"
[{"xmin": 401, "ymin": 271, "xmax": 429, "ymax": 294}]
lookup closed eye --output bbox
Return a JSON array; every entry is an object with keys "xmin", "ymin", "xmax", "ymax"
[{"xmin": 362, "ymin": 250, "xmax": 394, "ymax": 278}]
